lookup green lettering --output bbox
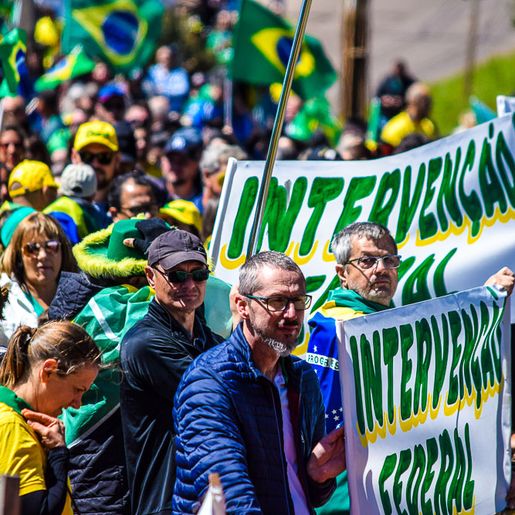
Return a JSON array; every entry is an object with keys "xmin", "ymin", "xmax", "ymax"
[
  {"xmin": 399, "ymin": 324, "xmax": 414, "ymax": 421},
  {"xmin": 436, "ymin": 149, "xmax": 463, "ymax": 231},
  {"xmin": 379, "ymin": 454, "xmax": 397, "ymax": 515},
  {"xmin": 361, "ymin": 332, "xmax": 384, "ymax": 432},
  {"xmin": 458, "ymin": 140, "xmax": 483, "ymax": 238},
  {"xmin": 300, "ymin": 177, "xmax": 343, "ymax": 255},
  {"xmin": 369, "ymin": 169, "xmax": 401, "ymax": 228},
  {"xmin": 414, "ymin": 318, "xmax": 432, "ymax": 415},
  {"xmin": 333, "ymin": 176, "xmax": 377, "ymax": 234},
  {"xmin": 257, "ymin": 177, "xmax": 307, "ymax": 252},
  {"xmin": 478, "ymin": 129, "xmax": 508, "ymax": 217},
  {"xmin": 418, "ymin": 157, "xmax": 442, "ymax": 240},
  {"xmin": 227, "ymin": 177, "xmax": 258, "ymax": 258},
  {"xmin": 382, "ymin": 326, "xmax": 399, "ymax": 426},
  {"xmin": 495, "ymin": 130, "xmax": 515, "ymax": 206},
  {"xmin": 395, "ymin": 164, "xmax": 426, "ymax": 243}
]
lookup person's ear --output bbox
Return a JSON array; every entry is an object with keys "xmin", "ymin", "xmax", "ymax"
[
  {"xmin": 145, "ymin": 266, "xmax": 156, "ymax": 289},
  {"xmin": 336, "ymin": 263, "xmax": 347, "ymax": 288},
  {"xmin": 234, "ymin": 293, "xmax": 251, "ymax": 320},
  {"xmin": 40, "ymin": 358, "xmax": 59, "ymax": 383}
]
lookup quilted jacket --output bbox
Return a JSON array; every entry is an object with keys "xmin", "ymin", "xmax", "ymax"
[{"xmin": 173, "ymin": 324, "xmax": 336, "ymax": 514}]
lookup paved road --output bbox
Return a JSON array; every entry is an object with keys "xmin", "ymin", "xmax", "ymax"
[{"xmin": 284, "ymin": 0, "xmax": 515, "ymax": 109}]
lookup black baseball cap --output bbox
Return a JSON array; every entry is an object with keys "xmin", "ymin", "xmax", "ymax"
[{"xmin": 147, "ymin": 229, "xmax": 207, "ymax": 270}]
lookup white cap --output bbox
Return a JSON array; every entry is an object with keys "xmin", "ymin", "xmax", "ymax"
[{"xmin": 59, "ymin": 164, "xmax": 97, "ymax": 199}]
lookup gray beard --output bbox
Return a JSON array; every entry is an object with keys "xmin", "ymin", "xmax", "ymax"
[{"xmin": 264, "ymin": 337, "xmax": 292, "ymax": 357}]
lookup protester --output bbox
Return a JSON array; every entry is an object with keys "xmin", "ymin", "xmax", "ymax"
[
  {"xmin": 5, "ymin": 160, "xmax": 58, "ymax": 212},
  {"xmin": 0, "ymin": 213, "xmax": 77, "ymax": 344},
  {"xmin": 50, "ymin": 218, "xmax": 170, "ymax": 514},
  {"xmin": 0, "ymin": 125, "xmax": 26, "ymax": 176},
  {"xmin": 107, "ymin": 170, "xmax": 160, "ymax": 222},
  {"xmin": 0, "ymin": 321, "xmax": 100, "ymax": 514},
  {"xmin": 71, "ymin": 120, "xmax": 120, "ymax": 209},
  {"xmin": 144, "ymin": 45, "xmax": 190, "ymax": 114},
  {"xmin": 160, "ymin": 127, "xmax": 204, "ymax": 212},
  {"xmin": 173, "ymin": 251, "xmax": 345, "ymax": 514},
  {"xmin": 120, "ymin": 228, "xmax": 224, "ymax": 515},
  {"xmin": 44, "ymin": 163, "xmax": 106, "ymax": 239},
  {"xmin": 380, "ymin": 82, "xmax": 437, "ymax": 150},
  {"xmin": 307, "ymin": 221, "xmax": 515, "ymax": 514},
  {"xmin": 375, "ymin": 60, "xmax": 416, "ymax": 122}
]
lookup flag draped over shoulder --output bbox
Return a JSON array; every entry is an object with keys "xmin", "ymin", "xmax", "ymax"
[
  {"xmin": 231, "ymin": 0, "xmax": 336, "ymax": 100},
  {"xmin": 62, "ymin": 0, "xmax": 164, "ymax": 74},
  {"xmin": 0, "ymin": 28, "xmax": 33, "ymax": 98},
  {"xmin": 35, "ymin": 46, "xmax": 96, "ymax": 92}
]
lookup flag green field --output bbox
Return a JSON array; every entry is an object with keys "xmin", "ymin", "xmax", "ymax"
[
  {"xmin": 35, "ymin": 46, "xmax": 96, "ymax": 92},
  {"xmin": 62, "ymin": 0, "xmax": 163, "ymax": 74},
  {"xmin": 0, "ymin": 28, "xmax": 33, "ymax": 98},
  {"xmin": 231, "ymin": 0, "xmax": 336, "ymax": 99}
]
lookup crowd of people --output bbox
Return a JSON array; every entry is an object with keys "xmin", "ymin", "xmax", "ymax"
[{"xmin": 0, "ymin": 1, "xmax": 510, "ymax": 514}]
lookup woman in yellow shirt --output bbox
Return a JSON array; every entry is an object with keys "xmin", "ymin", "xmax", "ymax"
[{"xmin": 0, "ymin": 321, "xmax": 100, "ymax": 514}]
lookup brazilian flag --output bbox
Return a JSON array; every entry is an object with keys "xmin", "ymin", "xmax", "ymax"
[
  {"xmin": 62, "ymin": 0, "xmax": 164, "ymax": 74},
  {"xmin": 0, "ymin": 28, "xmax": 34, "ymax": 99},
  {"xmin": 35, "ymin": 46, "xmax": 96, "ymax": 92},
  {"xmin": 231, "ymin": 0, "xmax": 336, "ymax": 100}
]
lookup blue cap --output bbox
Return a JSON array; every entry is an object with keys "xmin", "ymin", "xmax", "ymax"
[
  {"xmin": 164, "ymin": 127, "xmax": 202, "ymax": 155},
  {"xmin": 98, "ymin": 83, "xmax": 125, "ymax": 104}
]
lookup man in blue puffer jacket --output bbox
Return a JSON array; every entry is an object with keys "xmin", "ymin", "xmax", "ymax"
[{"xmin": 173, "ymin": 251, "xmax": 345, "ymax": 514}]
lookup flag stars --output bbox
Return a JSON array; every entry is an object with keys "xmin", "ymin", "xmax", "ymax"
[
  {"xmin": 332, "ymin": 409, "xmax": 337, "ymax": 415},
  {"xmin": 333, "ymin": 415, "xmax": 340, "ymax": 422}
]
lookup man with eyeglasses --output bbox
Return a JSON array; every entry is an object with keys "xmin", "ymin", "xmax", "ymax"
[
  {"xmin": 71, "ymin": 120, "xmax": 120, "ymax": 208},
  {"xmin": 120, "ymin": 228, "xmax": 223, "ymax": 515},
  {"xmin": 173, "ymin": 251, "xmax": 345, "ymax": 514},
  {"xmin": 107, "ymin": 170, "xmax": 160, "ymax": 222},
  {"xmin": 307, "ymin": 221, "xmax": 514, "ymax": 515}
]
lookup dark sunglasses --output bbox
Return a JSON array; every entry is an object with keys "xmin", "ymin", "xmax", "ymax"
[
  {"xmin": 79, "ymin": 150, "xmax": 114, "ymax": 165},
  {"xmin": 0, "ymin": 141, "xmax": 23, "ymax": 150},
  {"xmin": 22, "ymin": 239, "xmax": 61, "ymax": 256},
  {"xmin": 158, "ymin": 267, "xmax": 209, "ymax": 284}
]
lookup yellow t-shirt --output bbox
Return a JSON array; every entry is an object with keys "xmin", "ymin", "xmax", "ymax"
[
  {"xmin": 380, "ymin": 110, "xmax": 436, "ymax": 148},
  {"xmin": 0, "ymin": 402, "xmax": 72, "ymax": 513}
]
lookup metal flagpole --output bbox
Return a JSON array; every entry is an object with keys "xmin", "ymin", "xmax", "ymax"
[{"xmin": 245, "ymin": 0, "xmax": 313, "ymax": 260}]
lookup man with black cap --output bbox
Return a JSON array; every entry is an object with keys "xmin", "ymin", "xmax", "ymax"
[
  {"xmin": 120, "ymin": 229, "xmax": 223, "ymax": 515},
  {"xmin": 161, "ymin": 127, "xmax": 204, "ymax": 213}
]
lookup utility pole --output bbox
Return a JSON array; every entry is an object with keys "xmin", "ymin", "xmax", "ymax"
[
  {"xmin": 341, "ymin": 0, "xmax": 369, "ymax": 120},
  {"xmin": 463, "ymin": 0, "xmax": 480, "ymax": 102}
]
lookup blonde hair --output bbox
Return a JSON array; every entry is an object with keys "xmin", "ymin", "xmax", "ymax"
[
  {"xmin": 0, "ymin": 321, "xmax": 101, "ymax": 388},
  {"xmin": 1, "ymin": 212, "xmax": 77, "ymax": 284}
]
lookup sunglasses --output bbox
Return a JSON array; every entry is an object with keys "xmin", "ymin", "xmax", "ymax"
[
  {"xmin": 0, "ymin": 141, "xmax": 23, "ymax": 150},
  {"xmin": 157, "ymin": 267, "xmax": 209, "ymax": 283},
  {"xmin": 79, "ymin": 150, "xmax": 114, "ymax": 165},
  {"xmin": 22, "ymin": 239, "xmax": 61, "ymax": 256}
]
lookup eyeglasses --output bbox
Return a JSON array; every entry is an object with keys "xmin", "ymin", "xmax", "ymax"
[
  {"xmin": 347, "ymin": 254, "xmax": 401, "ymax": 270},
  {"xmin": 22, "ymin": 239, "xmax": 61, "ymax": 256},
  {"xmin": 244, "ymin": 294, "xmax": 312, "ymax": 313},
  {"xmin": 157, "ymin": 267, "xmax": 209, "ymax": 284},
  {"xmin": 79, "ymin": 150, "xmax": 114, "ymax": 165}
]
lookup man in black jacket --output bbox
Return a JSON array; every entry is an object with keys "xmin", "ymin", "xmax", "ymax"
[{"xmin": 120, "ymin": 229, "xmax": 223, "ymax": 515}]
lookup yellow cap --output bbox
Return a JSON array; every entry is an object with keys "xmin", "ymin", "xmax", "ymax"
[
  {"xmin": 8, "ymin": 160, "xmax": 59, "ymax": 198},
  {"xmin": 160, "ymin": 200, "xmax": 202, "ymax": 234},
  {"xmin": 74, "ymin": 120, "xmax": 119, "ymax": 152}
]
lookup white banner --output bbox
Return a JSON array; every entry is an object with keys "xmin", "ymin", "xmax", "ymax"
[
  {"xmin": 210, "ymin": 115, "xmax": 515, "ymax": 335},
  {"xmin": 338, "ymin": 287, "xmax": 511, "ymax": 514},
  {"xmin": 497, "ymin": 96, "xmax": 515, "ymax": 117}
]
